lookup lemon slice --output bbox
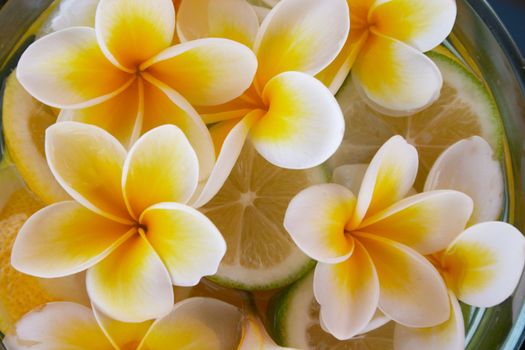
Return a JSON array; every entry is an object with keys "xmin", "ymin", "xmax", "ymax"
[
  {"xmin": 2, "ymin": 72, "xmax": 70, "ymax": 204},
  {"xmin": 329, "ymin": 51, "xmax": 503, "ymax": 190},
  {"xmin": 0, "ymin": 163, "xmax": 88, "ymax": 333},
  {"xmin": 201, "ymin": 144, "xmax": 327, "ymax": 290},
  {"xmin": 268, "ymin": 271, "xmax": 394, "ymax": 349}
]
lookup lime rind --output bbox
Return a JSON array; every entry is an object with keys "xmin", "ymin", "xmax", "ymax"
[
  {"xmin": 426, "ymin": 51, "xmax": 504, "ymax": 158},
  {"xmin": 209, "ymin": 258, "xmax": 315, "ymax": 292},
  {"xmin": 267, "ymin": 271, "xmax": 315, "ymax": 347}
]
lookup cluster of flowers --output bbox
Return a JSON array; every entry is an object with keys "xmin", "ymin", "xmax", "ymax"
[{"xmin": 4, "ymin": 0, "xmax": 525, "ymax": 349}]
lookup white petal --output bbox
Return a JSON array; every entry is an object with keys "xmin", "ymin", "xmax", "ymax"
[
  {"xmin": 314, "ymin": 241, "xmax": 380, "ymax": 340},
  {"xmin": 442, "ymin": 221, "xmax": 525, "ymax": 307},
  {"xmin": 424, "ymin": 136, "xmax": 504, "ymax": 224},
  {"xmin": 284, "ymin": 183, "xmax": 356, "ymax": 264}
]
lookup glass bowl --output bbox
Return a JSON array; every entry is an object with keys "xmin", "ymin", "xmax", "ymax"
[{"xmin": 0, "ymin": 0, "xmax": 524, "ymax": 349}]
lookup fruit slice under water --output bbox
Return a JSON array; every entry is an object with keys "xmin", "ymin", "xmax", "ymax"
[
  {"xmin": 330, "ymin": 50, "xmax": 503, "ymax": 190},
  {"xmin": 2, "ymin": 72, "xmax": 70, "ymax": 204},
  {"xmin": 202, "ymin": 144, "xmax": 327, "ymax": 291}
]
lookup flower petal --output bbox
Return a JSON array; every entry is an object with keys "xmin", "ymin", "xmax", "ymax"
[
  {"xmin": 142, "ymin": 76, "xmax": 216, "ymax": 182},
  {"xmin": 253, "ymin": 0, "xmax": 350, "ymax": 88},
  {"xmin": 190, "ymin": 111, "xmax": 261, "ymax": 208},
  {"xmin": 86, "ymin": 234, "xmax": 174, "ymax": 322},
  {"xmin": 394, "ymin": 291, "xmax": 464, "ymax": 350},
  {"xmin": 316, "ymin": 30, "xmax": 369, "ymax": 94},
  {"xmin": 349, "ymin": 135, "xmax": 418, "ymax": 229},
  {"xmin": 237, "ymin": 315, "xmax": 264, "ymax": 350},
  {"xmin": 238, "ymin": 314, "xmax": 297, "ymax": 350},
  {"xmin": 424, "ymin": 136, "xmax": 504, "ymax": 224},
  {"xmin": 142, "ymin": 38, "xmax": 257, "ymax": 106},
  {"xmin": 58, "ymin": 78, "xmax": 143, "ymax": 149},
  {"xmin": 442, "ymin": 221, "xmax": 525, "ymax": 307},
  {"xmin": 17, "ymin": 27, "xmax": 132, "ymax": 109},
  {"xmin": 46, "ymin": 122, "xmax": 131, "ymax": 223},
  {"xmin": 122, "ymin": 125, "xmax": 199, "ymax": 217},
  {"xmin": 370, "ymin": 0, "xmax": 457, "ymax": 52},
  {"xmin": 11, "ymin": 201, "xmax": 132, "ymax": 278},
  {"xmin": 353, "ymin": 32, "xmax": 442, "ymax": 114},
  {"xmin": 176, "ymin": 0, "xmax": 259, "ymax": 47},
  {"xmin": 5, "ymin": 302, "xmax": 113, "ymax": 350},
  {"xmin": 284, "ymin": 184, "xmax": 355, "ymax": 264},
  {"xmin": 250, "ymin": 71, "xmax": 345, "ymax": 169},
  {"xmin": 360, "ymin": 190, "xmax": 473, "ymax": 255},
  {"xmin": 95, "ymin": 0, "xmax": 175, "ymax": 70},
  {"xmin": 314, "ymin": 240, "xmax": 380, "ymax": 340},
  {"xmin": 140, "ymin": 297, "xmax": 242, "ymax": 350},
  {"xmin": 332, "ymin": 164, "xmax": 368, "ymax": 194},
  {"xmin": 357, "ymin": 233, "xmax": 450, "ymax": 327},
  {"xmin": 93, "ymin": 305, "xmax": 153, "ymax": 349},
  {"xmin": 140, "ymin": 203, "xmax": 226, "ymax": 286}
]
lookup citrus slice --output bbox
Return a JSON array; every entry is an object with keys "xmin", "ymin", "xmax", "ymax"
[
  {"xmin": 0, "ymin": 163, "xmax": 88, "ymax": 333},
  {"xmin": 2, "ymin": 72, "xmax": 70, "ymax": 204},
  {"xmin": 329, "ymin": 50, "xmax": 503, "ymax": 190},
  {"xmin": 268, "ymin": 271, "xmax": 394, "ymax": 349},
  {"xmin": 201, "ymin": 144, "xmax": 327, "ymax": 290}
]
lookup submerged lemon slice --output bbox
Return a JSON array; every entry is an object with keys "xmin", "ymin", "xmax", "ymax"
[
  {"xmin": 202, "ymin": 144, "xmax": 326, "ymax": 290},
  {"xmin": 2, "ymin": 72, "xmax": 69, "ymax": 204},
  {"xmin": 330, "ymin": 51, "xmax": 503, "ymax": 190},
  {"xmin": 269, "ymin": 272, "xmax": 394, "ymax": 349}
]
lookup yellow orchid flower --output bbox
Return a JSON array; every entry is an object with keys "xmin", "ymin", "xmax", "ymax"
[
  {"xmin": 393, "ymin": 137, "xmax": 525, "ymax": 350},
  {"xmin": 4, "ymin": 298, "xmax": 241, "ymax": 350},
  {"xmin": 173, "ymin": 0, "xmax": 348, "ymax": 203},
  {"xmin": 322, "ymin": 0, "xmax": 457, "ymax": 115},
  {"xmin": 237, "ymin": 314, "xmax": 298, "ymax": 350},
  {"xmin": 17, "ymin": 0, "xmax": 258, "ymax": 184},
  {"xmin": 11, "ymin": 122, "xmax": 226, "ymax": 323},
  {"xmin": 284, "ymin": 135, "xmax": 474, "ymax": 340}
]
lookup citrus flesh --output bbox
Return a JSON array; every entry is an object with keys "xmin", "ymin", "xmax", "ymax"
[
  {"xmin": 329, "ymin": 51, "xmax": 503, "ymax": 190},
  {"xmin": 202, "ymin": 144, "xmax": 326, "ymax": 290}
]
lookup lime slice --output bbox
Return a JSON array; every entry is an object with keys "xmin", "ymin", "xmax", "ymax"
[
  {"xmin": 268, "ymin": 271, "xmax": 394, "ymax": 349},
  {"xmin": 329, "ymin": 50, "xmax": 503, "ymax": 190},
  {"xmin": 201, "ymin": 144, "xmax": 327, "ymax": 290},
  {"xmin": 0, "ymin": 163, "xmax": 88, "ymax": 333},
  {"xmin": 2, "ymin": 72, "xmax": 70, "ymax": 204}
]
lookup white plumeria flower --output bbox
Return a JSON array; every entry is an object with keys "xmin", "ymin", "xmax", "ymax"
[
  {"xmin": 394, "ymin": 136, "xmax": 525, "ymax": 350},
  {"xmin": 17, "ymin": 0, "xmax": 258, "ymax": 187},
  {"xmin": 4, "ymin": 298, "xmax": 241, "ymax": 350},
  {"xmin": 262, "ymin": 0, "xmax": 456, "ymax": 114},
  {"xmin": 174, "ymin": 0, "xmax": 349, "ymax": 208},
  {"xmin": 11, "ymin": 122, "xmax": 226, "ymax": 322},
  {"xmin": 284, "ymin": 135, "xmax": 473, "ymax": 340}
]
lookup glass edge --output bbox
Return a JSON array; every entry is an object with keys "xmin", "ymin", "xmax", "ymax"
[
  {"xmin": 467, "ymin": 0, "xmax": 525, "ymax": 89},
  {"xmin": 466, "ymin": 1, "xmax": 525, "ymax": 349}
]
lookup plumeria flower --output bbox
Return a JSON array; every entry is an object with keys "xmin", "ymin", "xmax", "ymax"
[
  {"xmin": 174, "ymin": 0, "xmax": 348, "ymax": 207},
  {"xmin": 4, "ymin": 297, "xmax": 241, "ymax": 350},
  {"xmin": 393, "ymin": 136, "xmax": 525, "ymax": 350},
  {"xmin": 323, "ymin": 0, "xmax": 456, "ymax": 115},
  {"xmin": 17, "ymin": 0, "xmax": 257, "ymax": 184},
  {"xmin": 11, "ymin": 122, "xmax": 226, "ymax": 322},
  {"xmin": 250, "ymin": 0, "xmax": 456, "ymax": 115},
  {"xmin": 237, "ymin": 314, "xmax": 298, "ymax": 350},
  {"xmin": 284, "ymin": 135, "xmax": 474, "ymax": 340}
]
